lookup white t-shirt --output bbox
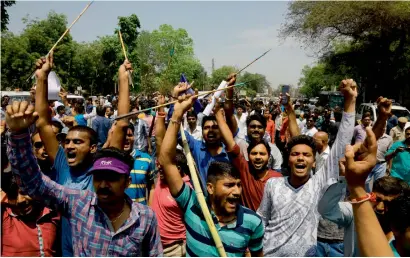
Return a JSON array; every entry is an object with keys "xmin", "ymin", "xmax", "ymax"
[
  {"xmin": 235, "ymin": 113, "xmax": 248, "ymax": 139},
  {"xmin": 257, "ymin": 112, "xmax": 355, "ymax": 256},
  {"xmin": 302, "ymin": 126, "xmax": 318, "ymax": 137}
]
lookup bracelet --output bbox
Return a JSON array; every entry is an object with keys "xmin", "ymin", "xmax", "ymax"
[
  {"xmin": 157, "ymin": 115, "xmax": 166, "ymax": 118},
  {"xmin": 157, "ymin": 112, "xmax": 166, "ymax": 117},
  {"xmin": 170, "ymin": 119, "xmax": 181, "ymax": 125},
  {"xmin": 349, "ymin": 192, "xmax": 376, "ymax": 204}
]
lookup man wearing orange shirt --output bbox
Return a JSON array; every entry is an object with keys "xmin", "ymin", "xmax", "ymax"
[{"xmin": 264, "ymin": 109, "xmax": 275, "ymax": 144}]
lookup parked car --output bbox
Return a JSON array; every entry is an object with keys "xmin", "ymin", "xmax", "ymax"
[{"xmin": 356, "ymin": 102, "xmax": 410, "ymax": 128}]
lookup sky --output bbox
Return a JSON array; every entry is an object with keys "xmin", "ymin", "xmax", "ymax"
[{"xmin": 7, "ymin": 1, "xmax": 317, "ymax": 89}]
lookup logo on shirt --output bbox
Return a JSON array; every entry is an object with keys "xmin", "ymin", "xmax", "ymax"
[{"xmin": 100, "ymin": 160, "xmax": 112, "ymax": 166}]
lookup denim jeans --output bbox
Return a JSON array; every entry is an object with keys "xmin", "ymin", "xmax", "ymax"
[
  {"xmin": 316, "ymin": 241, "xmax": 344, "ymax": 257},
  {"xmin": 365, "ymin": 162, "xmax": 387, "ymax": 192}
]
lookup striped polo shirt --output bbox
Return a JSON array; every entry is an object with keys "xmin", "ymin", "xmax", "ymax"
[
  {"xmin": 125, "ymin": 150, "xmax": 156, "ymax": 204},
  {"xmin": 174, "ymin": 183, "xmax": 264, "ymax": 257}
]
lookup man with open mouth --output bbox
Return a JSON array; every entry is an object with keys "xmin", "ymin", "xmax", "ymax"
[
  {"xmin": 257, "ymin": 79, "xmax": 357, "ymax": 256},
  {"xmin": 214, "ymin": 105, "xmax": 282, "ymax": 212},
  {"xmin": 160, "ymin": 92, "xmax": 264, "ymax": 257}
]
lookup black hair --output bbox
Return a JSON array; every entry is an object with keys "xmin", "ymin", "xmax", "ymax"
[
  {"xmin": 175, "ymin": 149, "xmax": 190, "ymax": 177},
  {"xmin": 405, "ymin": 127, "xmax": 410, "ymax": 133},
  {"xmin": 362, "ymin": 113, "xmax": 372, "ymax": 120},
  {"xmin": 373, "ymin": 177, "xmax": 409, "ymax": 196},
  {"xmin": 307, "ymin": 115, "xmax": 317, "ymax": 122},
  {"xmin": 287, "ymin": 135, "xmax": 317, "ymax": 155},
  {"xmin": 75, "ymin": 105, "xmax": 85, "ymax": 114},
  {"xmin": 246, "ymin": 113, "xmax": 267, "ymax": 129},
  {"xmin": 127, "ymin": 123, "xmax": 135, "ymax": 133},
  {"xmin": 94, "ymin": 147, "xmax": 134, "ymax": 170},
  {"xmin": 68, "ymin": 125, "xmax": 98, "ymax": 145},
  {"xmin": 57, "ymin": 105, "xmax": 65, "ymax": 113},
  {"xmin": 201, "ymin": 115, "xmax": 217, "ymax": 129},
  {"xmin": 51, "ymin": 120, "xmax": 64, "ymax": 133},
  {"xmin": 1, "ymin": 172, "xmax": 19, "ymax": 200},
  {"xmin": 207, "ymin": 161, "xmax": 240, "ymax": 184},
  {"xmin": 334, "ymin": 110, "xmax": 343, "ymax": 122},
  {"xmin": 247, "ymin": 141, "xmax": 271, "ymax": 157},
  {"xmin": 88, "ymin": 97, "xmax": 92, "ymax": 102},
  {"xmin": 96, "ymin": 106, "xmax": 107, "ymax": 116},
  {"xmin": 186, "ymin": 110, "xmax": 197, "ymax": 119},
  {"xmin": 387, "ymin": 193, "xmax": 410, "ymax": 232}
]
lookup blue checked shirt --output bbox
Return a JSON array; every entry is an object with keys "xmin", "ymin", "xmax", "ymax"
[{"xmin": 7, "ymin": 132, "xmax": 163, "ymax": 257}]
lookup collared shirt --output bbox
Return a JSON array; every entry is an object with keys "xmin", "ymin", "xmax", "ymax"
[
  {"xmin": 229, "ymin": 144, "xmax": 282, "ymax": 211},
  {"xmin": 353, "ymin": 124, "xmax": 368, "ymax": 143},
  {"xmin": 133, "ymin": 118, "xmax": 149, "ymax": 152},
  {"xmin": 315, "ymin": 145, "xmax": 330, "ymax": 171},
  {"xmin": 92, "ymin": 116, "xmax": 113, "ymax": 149},
  {"xmin": 386, "ymin": 141, "xmax": 410, "ymax": 184},
  {"xmin": 187, "ymin": 126, "xmax": 203, "ymax": 141},
  {"xmin": 301, "ymin": 126, "xmax": 318, "ymax": 137},
  {"xmin": 178, "ymin": 130, "xmax": 230, "ymax": 188},
  {"xmin": 390, "ymin": 125, "xmax": 405, "ymax": 142},
  {"xmin": 1, "ymin": 192, "xmax": 61, "ymax": 257},
  {"xmin": 126, "ymin": 150, "xmax": 156, "ymax": 204},
  {"xmin": 257, "ymin": 112, "xmax": 355, "ymax": 256},
  {"xmin": 174, "ymin": 183, "xmax": 264, "ymax": 256},
  {"xmin": 377, "ymin": 134, "xmax": 393, "ymax": 162},
  {"xmin": 7, "ymin": 133, "xmax": 163, "ymax": 257}
]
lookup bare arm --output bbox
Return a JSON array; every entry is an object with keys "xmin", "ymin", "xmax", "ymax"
[
  {"xmin": 107, "ymin": 60, "xmax": 131, "ymax": 149},
  {"xmin": 155, "ymin": 95, "xmax": 166, "ymax": 158},
  {"xmin": 215, "ymin": 108, "xmax": 236, "ymax": 152},
  {"xmin": 34, "ymin": 52, "xmax": 60, "ymax": 163},
  {"xmin": 224, "ymin": 74, "xmax": 239, "ymax": 136},
  {"xmin": 159, "ymin": 93, "xmax": 197, "ymax": 196},
  {"xmin": 282, "ymin": 93, "xmax": 300, "ymax": 137},
  {"xmin": 372, "ymin": 97, "xmax": 392, "ymax": 140}
]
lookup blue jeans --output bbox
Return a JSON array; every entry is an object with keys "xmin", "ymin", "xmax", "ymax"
[
  {"xmin": 365, "ymin": 162, "xmax": 387, "ymax": 192},
  {"xmin": 316, "ymin": 241, "xmax": 344, "ymax": 257}
]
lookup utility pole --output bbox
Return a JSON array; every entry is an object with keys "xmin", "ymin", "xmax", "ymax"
[{"xmin": 212, "ymin": 58, "xmax": 215, "ymax": 73}]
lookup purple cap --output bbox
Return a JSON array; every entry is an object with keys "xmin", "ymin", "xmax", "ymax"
[{"xmin": 88, "ymin": 157, "xmax": 130, "ymax": 176}]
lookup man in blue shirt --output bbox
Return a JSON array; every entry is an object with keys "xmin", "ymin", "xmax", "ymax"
[{"xmin": 92, "ymin": 106, "xmax": 112, "ymax": 150}]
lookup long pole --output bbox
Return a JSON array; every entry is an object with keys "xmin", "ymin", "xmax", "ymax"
[
  {"xmin": 118, "ymin": 30, "xmax": 134, "ymax": 88},
  {"xmin": 236, "ymin": 48, "xmax": 272, "ymax": 75},
  {"xmin": 114, "ymin": 80, "xmax": 252, "ymax": 120},
  {"xmin": 26, "ymin": 1, "xmax": 94, "ymax": 81},
  {"xmin": 179, "ymin": 126, "xmax": 227, "ymax": 257}
]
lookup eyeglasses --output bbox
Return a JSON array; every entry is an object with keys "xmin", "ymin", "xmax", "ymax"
[{"xmin": 33, "ymin": 142, "xmax": 44, "ymax": 149}]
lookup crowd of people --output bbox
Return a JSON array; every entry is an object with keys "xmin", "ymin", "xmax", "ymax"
[{"xmin": 1, "ymin": 52, "xmax": 409, "ymax": 257}]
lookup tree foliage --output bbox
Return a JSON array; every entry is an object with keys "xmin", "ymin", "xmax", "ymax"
[
  {"xmin": 1, "ymin": 0, "xmax": 16, "ymax": 31},
  {"xmin": 282, "ymin": 2, "xmax": 410, "ymax": 105}
]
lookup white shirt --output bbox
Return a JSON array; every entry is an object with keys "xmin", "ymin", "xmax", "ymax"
[
  {"xmin": 275, "ymin": 114, "xmax": 282, "ymax": 131},
  {"xmin": 187, "ymin": 126, "xmax": 202, "ymax": 141},
  {"xmin": 302, "ymin": 126, "xmax": 318, "ymax": 137},
  {"xmin": 235, "ymin": 113, "xmax": 248, "ymax": 139},
  {"xmin": 257, "ymin": 112, "xmax": 355, "ymax": 256},
  {"xmin": 315, "ymin": 145, "xmax": 330, "ymax": 171}
]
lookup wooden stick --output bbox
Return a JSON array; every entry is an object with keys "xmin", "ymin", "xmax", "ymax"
[
  {"xmin": 179, "ymin": 126, "xmax": 227, "ymax": 257},
  {"xmin": 118, "ymin": 29, "xmax": 134, "ymax": 88},
  {"xmin": 115, "ymin": 81, "xmax": 247, "ymax": 120},
  {"xmin": 26, "ymin": 1, "xmax": 94, "ymax": 81},
  {"xmin": 236, "ymin": 48, "xmax": 272, "ymax": 75}
]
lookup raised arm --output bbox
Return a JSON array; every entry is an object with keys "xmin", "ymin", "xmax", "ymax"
[
  {"xmin": 344, "ymin": 128, "xmax": 393, "ymax": 257},
  {"xmin": 6, "ymin": 101, "xmax": 82, "ymax": 213},
  {"xmin": 223, "ymin": 74, "xmax": 239, "ymax": 135},
  {"xmin": 372, "ymin": 97, "xmax": 392, "ymax": 140},
  {"xmin": 34, "ymin": 52, "xmax": 60, "ymax": 163},
  {"xmin": 215, "ymin": 105, "xmax": 236, "ymax": 152},
  {"xmin": 155, "ymin": 95, "xmax": 166, "ymax": 158},
  {"xmin": 106, "ymin": 60, "xmax": 132, "ymax": 149},
  {"xmin": 281, "ymin": 93, "xmax": 300, "ymax": 137},
  {"xmin": 315, "ymin": 79, "xmax": 357, "ymax": 191},
  {"xmin": 159, "ymin": 92, "xmax": 197, "ymax": 196}
]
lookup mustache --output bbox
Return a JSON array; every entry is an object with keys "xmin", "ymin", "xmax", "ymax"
[{"xmin": 97, "ymin": 188, "xmax": 113, "ymax": 196}]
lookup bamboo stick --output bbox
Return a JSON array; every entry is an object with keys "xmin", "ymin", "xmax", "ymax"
[
  {"xmin": 26, "ymin": 1, "xmax": 94, "ymax": 81},
  {"xmin": 114, "ymin": 81, "xmax": 248, "ymax": 120},
  {"xmin": 179, "ymin": 126, "xmax": 227, "ymax": 257},
  {"xmin": 236, "ymin": 48, "xmax": 272, "ymax": 75},
  {"xmin": 118, "ymin": 30, "xmax": 134, "ymax": 88}
]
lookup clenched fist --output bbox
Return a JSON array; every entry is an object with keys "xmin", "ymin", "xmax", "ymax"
[{"xmin": 5, "ymin": 101, "xmax": 38, "ymax": 133}]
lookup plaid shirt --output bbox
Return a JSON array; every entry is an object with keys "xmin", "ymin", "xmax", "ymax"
[{"xmin": 7, "ymin": 132, "xmax": 163, "ymax": 257}]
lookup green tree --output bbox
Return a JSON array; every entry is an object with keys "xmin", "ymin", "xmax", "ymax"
[
  {"xmin": 1, "ymin": 0, "xmax": 16, "ymax": 31},
  {"xmin": 210, "ymin": 66, "xmax": 237, "ymax": 87},
  {"xmin": 282, "ymin": 2, "xmax": 410, "ymax": 104},
  {"xmin": 298, "ymin": 63, "xmax": 342, "ymax": 97}
]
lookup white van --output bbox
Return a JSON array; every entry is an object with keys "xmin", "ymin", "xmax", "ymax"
[{"xmin": 356, "ymin": 102, "xmax": 410, "ymax": 128}]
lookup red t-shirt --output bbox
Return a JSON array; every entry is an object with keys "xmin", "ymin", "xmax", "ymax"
[
  {"xmin": 266, "ymin": 119, "xmax": 275, "ymax": 144},
  {"xmin": 1, "ymin": 192, "xmax": 61, "ymax": 257},
  {"xmin": 151, "ymin": 175, "xmax": 192, "ymax": 246},
  {"xmin": 229, "ymin": 144, "xmax": 282, "ymax": 212}
]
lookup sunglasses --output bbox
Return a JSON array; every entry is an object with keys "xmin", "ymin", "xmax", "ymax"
[{"xmin": 33, "ymin": 142, "xmax": 44, "ymax": 149}]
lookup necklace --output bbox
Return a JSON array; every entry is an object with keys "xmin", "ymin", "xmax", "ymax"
[{"xmin": 110, "ymin": 200, "xmax": 126, "ymax": 223}]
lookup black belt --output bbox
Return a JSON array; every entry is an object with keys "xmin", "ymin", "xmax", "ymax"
[{"xmin": 317, "ymin": 237, "xmax": 343, "ymax": 244}]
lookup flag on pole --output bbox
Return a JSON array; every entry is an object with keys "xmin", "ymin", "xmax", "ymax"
[{"xmin": 167, "ymin": 73, "xmax": 203, "ymax": 121}]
